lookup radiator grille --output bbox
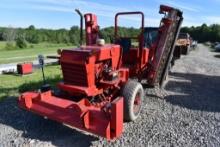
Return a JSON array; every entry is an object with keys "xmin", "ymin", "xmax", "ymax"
[{"xmin": 61, "ymin": 62, "xmax": 88, "ymax": 86}]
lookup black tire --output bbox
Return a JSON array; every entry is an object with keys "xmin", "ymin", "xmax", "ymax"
[
  {"xmin": 122, "ymin": 80, "xmax": 144, "ymax": 122},
  {"xmin": 171, "ymin": 57, "xmax": 175, "ymax": 67},
  {"xmin": 182, "ymin": 46, "xmax": 189, "ymax": 55},
  {"xmin": 173, "ymin": 46, "xmax": 181, "ymax": 59},
  {"xmin": 187, "ymin": 46, "xmax": 190, "ymax": 54}
]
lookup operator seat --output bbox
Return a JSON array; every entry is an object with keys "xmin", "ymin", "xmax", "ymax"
[
  {"xmin": 116, "ymin": 38, "xmax": 131, "ymax": 54},
  {"xmin": 116, "ymin": 38, "xmax": 138, "ymax": 69}
]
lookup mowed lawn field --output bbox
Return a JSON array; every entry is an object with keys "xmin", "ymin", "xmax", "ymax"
[
  {"xmin": 0, "ymin": 41, "xmax": 74, "ymax": 64},
  {"xmin": 0, "ymin": 65, "xmax": 62, "ymax": 101},
  {"xmin": 0, "ymin": 41, "xmax": 72, "ymax": 101}
]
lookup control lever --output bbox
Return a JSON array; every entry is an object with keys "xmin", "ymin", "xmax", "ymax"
[{"xmin": 38, "ymin": 54, "xmax": 51, "ymax": 92}]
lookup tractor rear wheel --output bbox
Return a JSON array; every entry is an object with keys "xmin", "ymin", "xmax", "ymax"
[
  {"xmin": 122, "ymin": 80, "xmax": 144, "ymax": 122},
  {"xmin": 182, "ymin": 46, "xmax": 189, "ymax": 55}
]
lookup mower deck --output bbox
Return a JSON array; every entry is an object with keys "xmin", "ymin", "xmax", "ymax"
[{"xmin": 19, "ymin": 91, "xmax": 123, "ymax": 140}]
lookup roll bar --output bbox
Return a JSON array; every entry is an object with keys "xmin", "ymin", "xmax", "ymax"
[{"xmin": 114, "ymin": 11, "xmax": 145, "ymax": 39}]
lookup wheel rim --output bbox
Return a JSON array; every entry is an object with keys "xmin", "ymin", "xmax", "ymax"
[{"xmin": 133, "ymin": 92, "xmax": 141, "ymax": 115}]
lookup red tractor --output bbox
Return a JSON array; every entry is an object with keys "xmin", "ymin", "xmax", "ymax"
[{"xmin": 18, "ymin": 5, "xmax": 183, "ymax": 140}]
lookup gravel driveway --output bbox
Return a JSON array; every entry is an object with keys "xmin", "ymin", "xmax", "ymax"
[{"xmin": 0, "ymin": 44, "xmax": 220, "ymax": 147}]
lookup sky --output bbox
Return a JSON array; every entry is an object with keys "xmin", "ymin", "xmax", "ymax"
[{"xmin": 0, "ymin": 0, "xmax": 220, "ymax": 29}]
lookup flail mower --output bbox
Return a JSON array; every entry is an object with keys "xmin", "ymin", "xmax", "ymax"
[{"xmin": 18, "ymin": 5, "xmax": 183, "ymax": 140}]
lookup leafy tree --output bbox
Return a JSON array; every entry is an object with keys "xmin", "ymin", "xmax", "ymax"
[
  {"xmin": 3, "ymin": 27, "xmax": 16, "ymax": 42},
  {"xmin": 4, "ymin": 42, "xmax": 15, "ymax": 50},
  {"xmin": 28, "ymin": 25, "xmax": 35, "ymax": 31},
  {"xmin": 69, "ymin": 26, "xmax": 80, "ymax": 45},
  {"xmin": 181, "ymin": 24, "xmax": 220, "ymax": 43},
  {"xmin": 16, "ymin": 35, "xmax": 27, "ymax": 48},
  {"xmin": 0, "ymin": 23, "xmax": 219, "ymax": 46}
]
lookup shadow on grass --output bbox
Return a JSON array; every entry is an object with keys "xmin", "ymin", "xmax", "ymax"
[
  {"xmin": 18, "ymin": 75, "xmax": 61, "ymax": 93},
  {"xmin": 0, "ymin": 76, "xmax": 98, "ymax": 146},
  {"xmin": 0, "ymin": 75, "xmax": 61, "ymax": 102},
  {"xmin": 164, "ymin": 72, "xmax": 220, "ymax": 112}
]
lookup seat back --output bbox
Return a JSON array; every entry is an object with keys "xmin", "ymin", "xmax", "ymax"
[{"xmin": 116, "ymin": 38, "xmax": 131, "ymax": 54}]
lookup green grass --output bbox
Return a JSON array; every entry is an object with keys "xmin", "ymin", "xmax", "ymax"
[
  {"xmin": 0, "ymin": 65, "xmax": 62, "ymax": 102},
  {"xmin": 0, "ymin": 41, "xmax": 8, "ymax": 49},
  {"xmin": 0, "ymin": 41, "xmax": 75, "ymax": 64}
]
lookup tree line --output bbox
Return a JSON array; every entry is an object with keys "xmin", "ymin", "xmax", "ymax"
[
  {"xmin": 0, "ymin": 25, "xmax": 81, "ymax": 49},
  {"xmin": 181, "ymin": 24, "xmax": 220, "ymax": 43},
  {"xmin": 0, "ymin": 25, "xmax": 140, "ymax": 50},
  {"xmin": 0, "ymin": 23, "xmax": 219, "ymax": 50}
]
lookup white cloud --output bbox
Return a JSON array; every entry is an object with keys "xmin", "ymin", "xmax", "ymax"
[
  {"xmin": 145, "ymin": 18, "xmax": 161, "ymax": 27},
  {"xmin": 180, "ymin": 14, "xmax": 203, "ymax": 27},
  {"xmin": 166, "ymin": 1, "xmax": 200, "ymax": 12},
  {"xmin": 25, "ymin": 0, "xmax": 129, "ymax": 14},
  {"xmin": 23, "ymin": 0, "xmax": 163, "ymax": 27},
  {"xmin": 31, "ymin": 5, "xmax": 73, "ymax": 13},
  {"xmin": 182, "ymin": 21, "xmax": 202, "ymax": 27},
  {"xmin": 156, "ymin": 0, "xmax": 201, "ymax": 12},
  {"xmin": 2, "ymin": 0, "xmax": 207, "ymax": 28},
  {"xmin": 205, "ymin": 16, "xmax": 220, "ymax": 24}
]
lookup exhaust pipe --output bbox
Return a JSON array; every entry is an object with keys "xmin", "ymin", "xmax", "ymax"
[{"xmin": 75, "ymin": 9, "xmax": 83, "ymax": 46}]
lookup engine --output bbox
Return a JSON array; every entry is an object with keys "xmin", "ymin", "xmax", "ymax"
[{"xmin": 58, "ymin": 44, "xmax": 122, "ymax": 97}]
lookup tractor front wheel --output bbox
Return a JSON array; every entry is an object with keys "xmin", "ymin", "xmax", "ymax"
[
  {"xmin": 182, "ymin": 45, "xmax": 189, "ymax": 55},
  {"xmin": 122, "ymin": 80, "xmax": 144, "ymax": 122}
]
